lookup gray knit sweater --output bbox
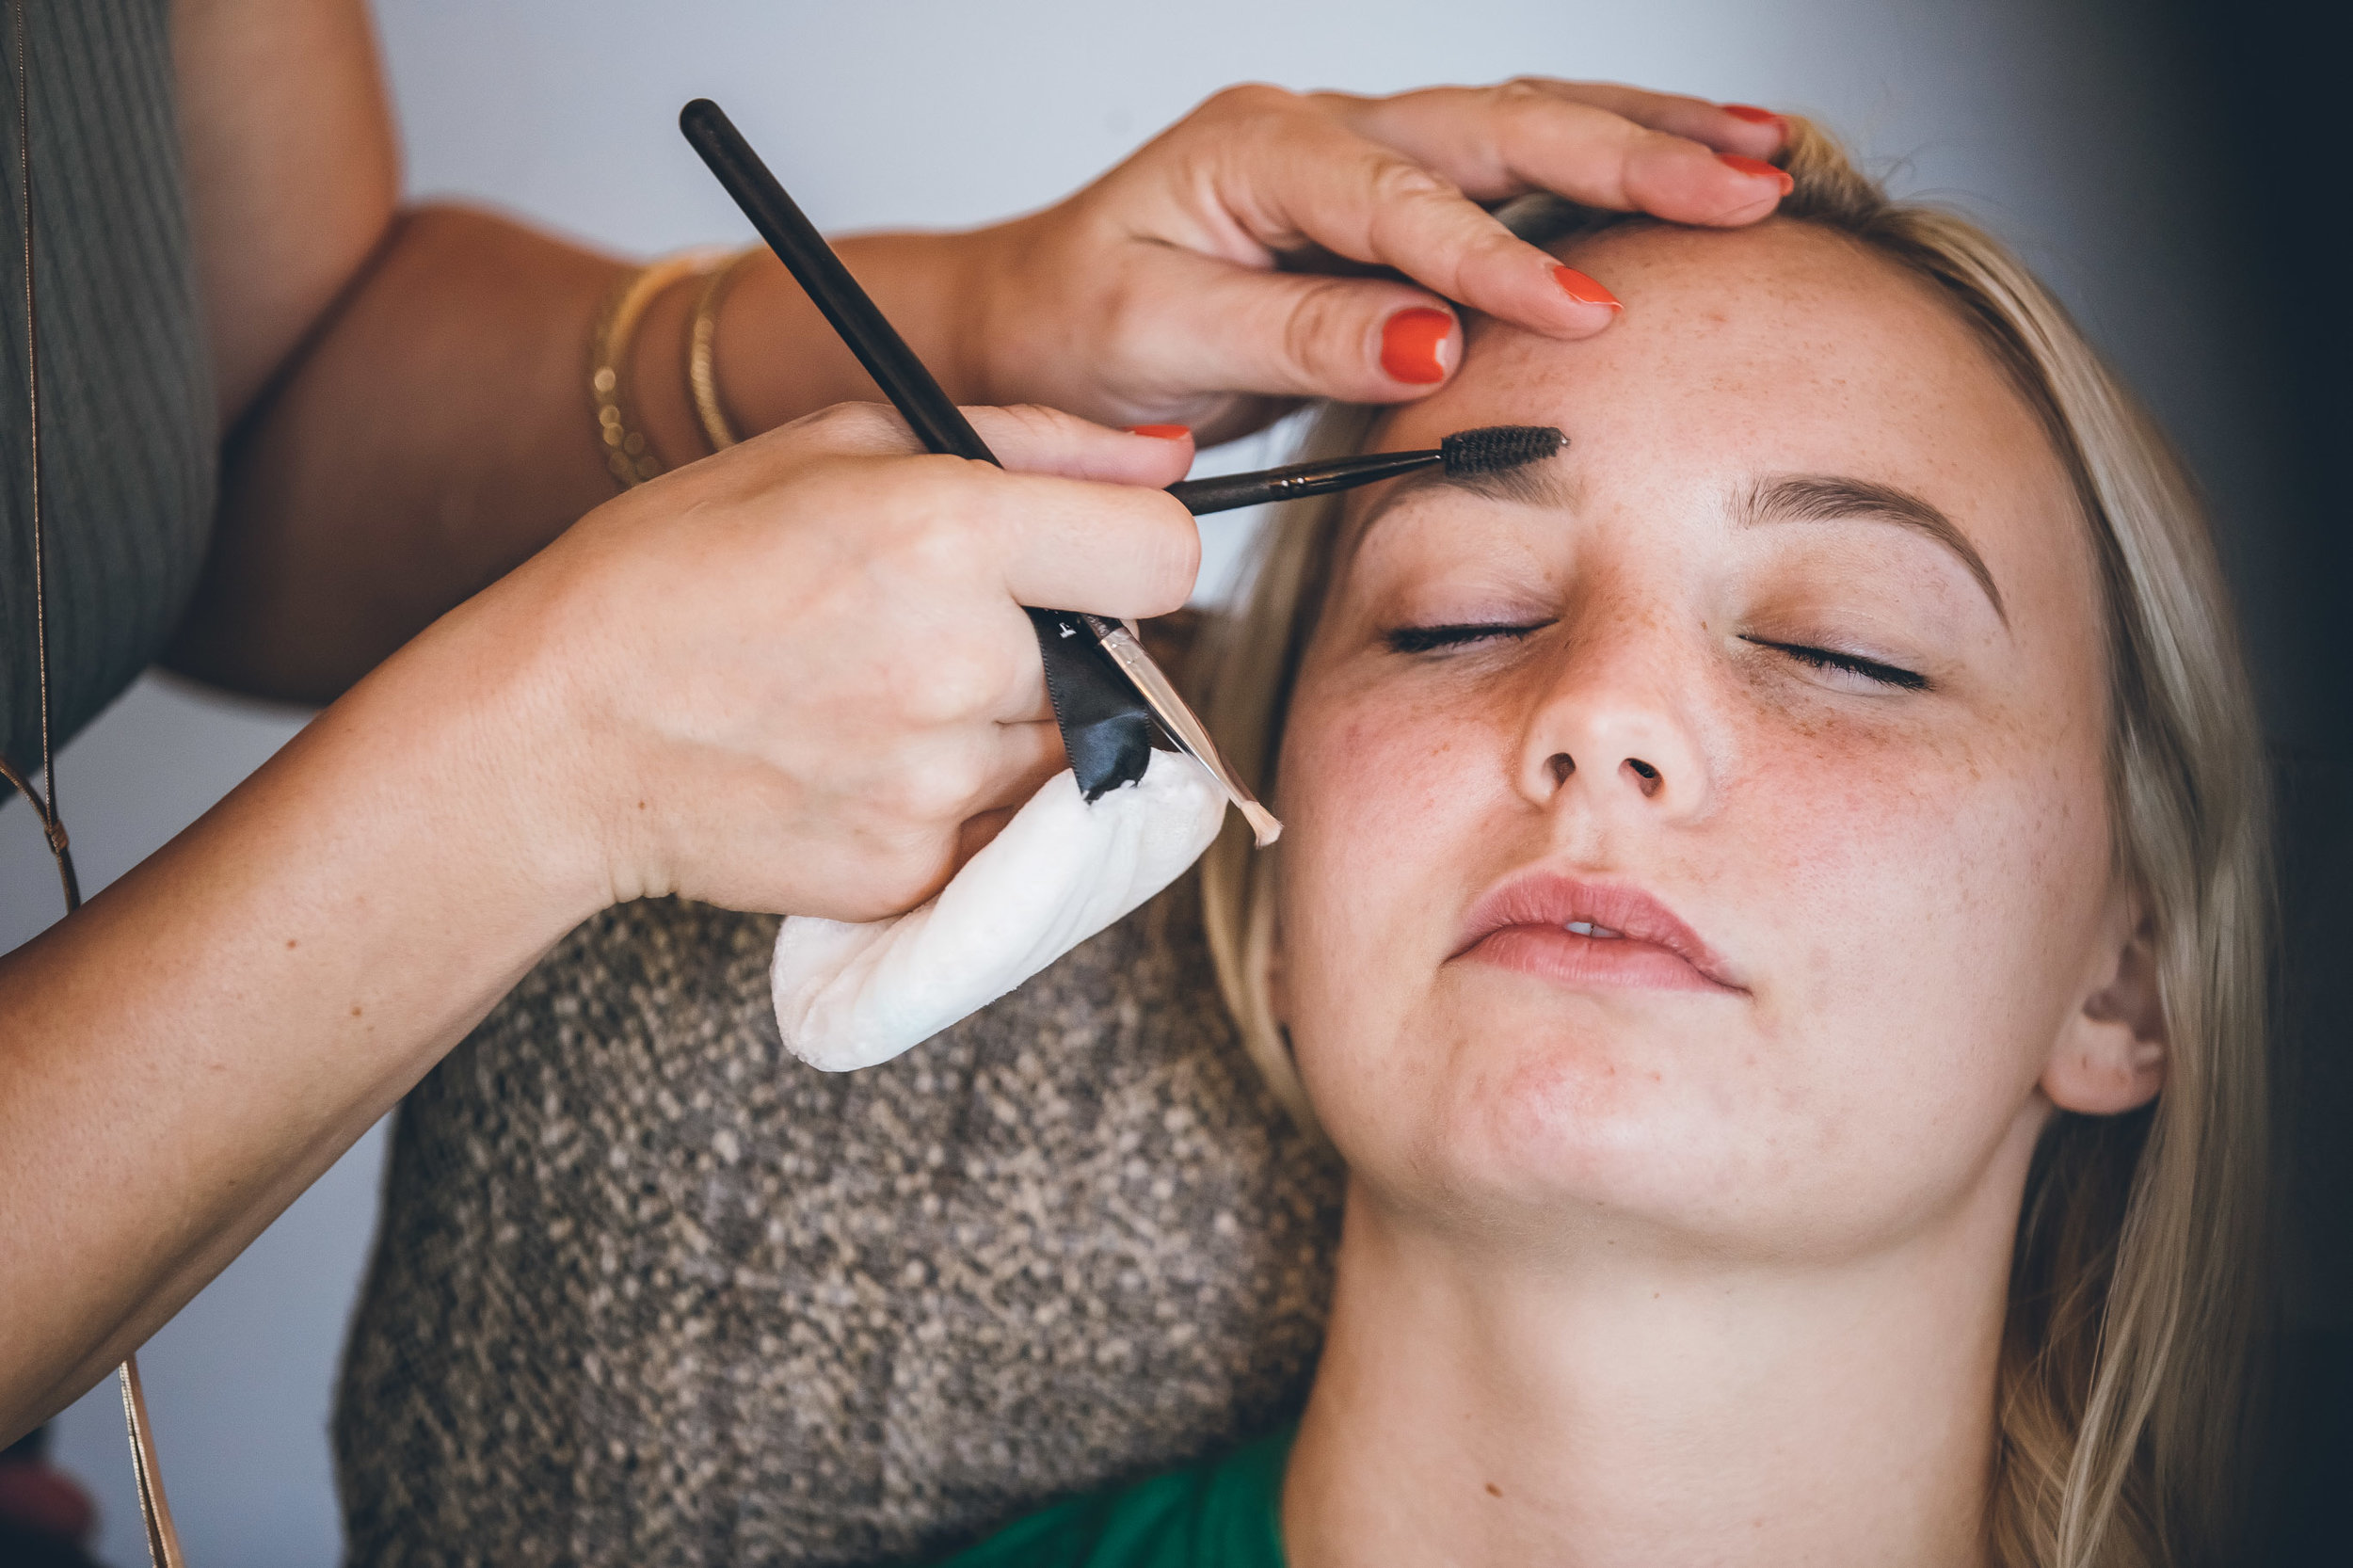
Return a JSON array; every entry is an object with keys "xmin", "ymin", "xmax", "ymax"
[
  {"xmin": 0, "ymin": 0, "xmax": 214, "ymax": 795},
  {"xmin": 335, "ymin": 876, "xmax": 1343, "ymax": 1566}
]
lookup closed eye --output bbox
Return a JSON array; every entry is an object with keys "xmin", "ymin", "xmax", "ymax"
[
  {"xmin": 1741, "ymin": 635, "xmax": 1929, "ymax": 691},
  {"xmin": 1385, "ymin": 621, "xmax": 1551, "ymax": 655}
]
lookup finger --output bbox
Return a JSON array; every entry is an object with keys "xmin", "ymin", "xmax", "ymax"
[
  {"xmin": 1126, "ymin": 247, "xmax": 1467, "ymax": 403},
  {"xmin": 951, "ymin": 805, "xmax": 1019, "ymax": 872},
  {"xmin": 956, "ymin": 464, "xmax": 1202, "ymax": 618},
  {"xmin": 773, "ymin": 400, "xmax": 1196, "ymax": 488},
  {"xmin": 940, "ymin": 719, "xmax": 1064, "ymax": 877},
  {"xmin": 994, "ymin": 716, "xmax": 1064, "ymax": 775},
  {"xmin": 1199, "ymin": 114, "xmax": 1624, "ymax": 341},
  {"xmin": 1496, "ymin": 79, "xmax": 1785, "ymax": 158},
  {"xmin": 1196, "ymin": 91, "xmax": 1789, "ymax": 342},
  {"xmin": 964, "ymin": 403, "xmax": 1196, "ymax": 486},
  {"xmin": 987, "ymin": 643, "xmax": 1058, "ymax": 725},
  {"xmin": 1336, "ymin": 85, "xmax": 1791, "ymax": 225},
  {"xmin": 983, "ymin": 720, "xmax": 1064, "ymax": 820}
]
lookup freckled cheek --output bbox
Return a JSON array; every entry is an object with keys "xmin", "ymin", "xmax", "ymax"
[
  {"xmin": 1729, "ymin": 722, "xmax": 2106, "ymax": 1095},
  {"xmin": 1281, "ymin": 684, "xmax": 1497, "ymax": 848},
  {"xmin": 1277, "ymin": 686, "xmax": 1499, "ymax": 1016}
]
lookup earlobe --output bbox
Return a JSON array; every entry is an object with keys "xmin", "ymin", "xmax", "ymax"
[{"xmin": 2041, "ymin": 913, "xmax": 2167, "ymax": 1115}]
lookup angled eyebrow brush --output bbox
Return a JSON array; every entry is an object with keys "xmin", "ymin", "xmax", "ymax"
[
  {"xmin": 680, "ymin": 98, "xmax": 1279, "ymax": 844},
  {"xmin": 1167, "ymin": 424, "xmax": 1564, "ymax": 515}
]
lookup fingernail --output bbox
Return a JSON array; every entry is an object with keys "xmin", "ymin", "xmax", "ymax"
[
  {"xmin": 1721, "ymin": 104, "xmax": 1785, "ymax": 131},
  {"xmin": 1717, "ymin": 152, "xmax": 1795, "ymax": 196},
  {"xmin": 1127, "ymin": 424, "xmax": 1193, "ymax": 440},
  {"xmin": 1551, "ymin": 265, "xmax": 1623, "ymax": 312},
  {"xmin": 1380, "ymin": 307, "xmax": 1455, "ymax": 385}
]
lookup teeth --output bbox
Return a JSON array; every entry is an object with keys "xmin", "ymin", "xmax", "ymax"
[{"xmin": 1564, "ymin": 920, "xmax": 1624, "ymax": 939}]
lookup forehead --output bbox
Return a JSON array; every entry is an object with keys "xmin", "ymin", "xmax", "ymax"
[
  {"xmin": 1365, "ymin": 218, "xmax": 2091, "ymax": 626},
  {"xmin": 1406, "ymin": 219, "xmax": 2027, "ymax": 442}
]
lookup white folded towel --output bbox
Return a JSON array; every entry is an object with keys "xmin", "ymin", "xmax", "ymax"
[{"xmin": 771, "ymin": 748, "xmax": 1228, "ymax": 1071}]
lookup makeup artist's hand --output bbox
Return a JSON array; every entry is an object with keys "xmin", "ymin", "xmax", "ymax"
[
  {"xmin": 959, "ymin": 80, "xmax": 1790, "ymax": 442},
  {"xmin": 474, "ymin": 404, "xmax": 1199, "ymax": 923}
]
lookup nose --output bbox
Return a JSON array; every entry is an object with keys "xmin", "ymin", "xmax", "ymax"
[{"xmin": 1513, "ymin": 620, "xmax": 1713, "ymax": 823}]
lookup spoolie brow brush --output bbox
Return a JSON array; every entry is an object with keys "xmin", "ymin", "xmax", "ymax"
[
  {"xmin": 1167, "ymin": 424, "xmax": 1565, "ymax": 515},
  {"xmin": 680, "ymin": 98, "xmax": 1281, "ymax": 845}
]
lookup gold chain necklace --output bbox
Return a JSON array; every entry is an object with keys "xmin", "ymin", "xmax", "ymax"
[{"xmin": 3, "ymin": 3, "xmax": 187, "ymax": 1562}]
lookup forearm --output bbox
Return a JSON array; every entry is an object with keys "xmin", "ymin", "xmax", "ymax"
[
  {"xmin": 165, "ymin": 205, "xmax": 623, "ymax": 700},
  {"xmin": 165, "ymin": 205, "xmax": 987, "ymax": 703},
  {"xmin": 0, "ymin": 598, "xmax": 600, "ymax": 1441}
]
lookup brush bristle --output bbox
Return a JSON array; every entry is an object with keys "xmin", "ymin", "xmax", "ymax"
[{"xmin": 1437, "ymin": 424, "xmax": 1566, "ymax": 476}]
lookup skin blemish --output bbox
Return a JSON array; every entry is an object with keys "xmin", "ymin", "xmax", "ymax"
[
  {"xmin": 350, "ymin": 1004, "xmax": 363, "ymax": 1017},
  {"xmin": 285, "ymin": 938, "xmax": 297, "ymax": 949},
  {"xmin": 1485, "ymin": 1482, "xmax": 1503, "ymax": 1498}
]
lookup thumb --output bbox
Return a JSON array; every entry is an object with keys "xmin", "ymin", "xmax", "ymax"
[{"xmin": 1139, "ymin": 248, "xmax": 1472, "ymax": 405}]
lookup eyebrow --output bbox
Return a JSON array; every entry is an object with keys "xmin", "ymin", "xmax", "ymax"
[
  {"xmin": 1737, "ymin": 474, "xmax": 2007, "ymax": 622},
  {"xmin": 1362, "ymin": 458, "xmax": 2007, "ymax": 624},
  {"xmin": 1376, "ymin": 452, "xmax": 1578, "ymax": 510}
]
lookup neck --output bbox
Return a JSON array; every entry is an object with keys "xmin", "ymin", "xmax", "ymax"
[{"xmin": 1283, "ymin": 1159, "xmax": 2031, "ymax": 1568}]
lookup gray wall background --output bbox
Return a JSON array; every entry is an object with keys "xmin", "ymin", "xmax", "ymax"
[{"xmin": 3, "ymin": 1, "xmax": 2307, "ymax": 1562}]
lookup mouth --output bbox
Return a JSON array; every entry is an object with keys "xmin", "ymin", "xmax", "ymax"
[{"xmin": 1450, "ymin": 872, "xmax": 1746, "ymax": 995}]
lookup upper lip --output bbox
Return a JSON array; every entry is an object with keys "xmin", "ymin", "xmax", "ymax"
[{"xmin": 1452, "ymin": 871, "xmax": 1746, "ymax": 991}]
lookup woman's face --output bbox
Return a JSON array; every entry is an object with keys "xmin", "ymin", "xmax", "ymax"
[{"xmin": 1275, "ymin": 219, "xmax": 2150, "ymax": 1257}]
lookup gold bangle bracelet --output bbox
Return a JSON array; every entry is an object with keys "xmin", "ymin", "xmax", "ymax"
[
  {"xmin": 589, "ymin": 249, "xmax": 724, "ymax": 489},
  {"xmin": 688, "ymin": 246, "xmax": 764, "ymax": 453}
]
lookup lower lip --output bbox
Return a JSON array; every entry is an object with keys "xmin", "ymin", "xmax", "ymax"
[{"xmin": 1458, "ymin": 924, "xmax": 1730, "ymax": 993}]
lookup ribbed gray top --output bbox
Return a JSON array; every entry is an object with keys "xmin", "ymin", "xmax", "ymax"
[{"xmin": 0, "ymin": 0, "xmax": 216, "ymax": 795}]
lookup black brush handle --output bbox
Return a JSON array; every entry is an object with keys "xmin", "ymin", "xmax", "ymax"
[
  {"xmin": 679, "ymin": 98, "xmax": 1158, "ymax": 799},
  {"xmin": 1166, "ymin": 448, "xmax": 1441, "ymax": 515},
  {"xmin": 680, "ymin": 99, "xmax": 988, "ymax": 464}
]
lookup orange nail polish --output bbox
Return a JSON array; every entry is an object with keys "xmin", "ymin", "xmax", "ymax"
[
  {"xmin": 1552, "ymin": 265, "xmax": 1623, "ymax": 312},
  {"xmin": 1717, "ymin": 152, "xmax": 1795, "ymax": 195},
  {"xmin": 1721, "ymin": 104, "xmax": 1784, "ymax": 129},
  {"xmin": 1380, "ymin": 307, "xmax": 1454, "ymax": 385},
  {"xmin": 1127, "ymin": 424, "xmax": 1192, "ymax": 440}
]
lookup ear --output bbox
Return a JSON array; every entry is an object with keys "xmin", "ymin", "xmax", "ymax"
[{"xmin": 2041, "ymin": 890, "xmax": 2167, "ymax": 1115}]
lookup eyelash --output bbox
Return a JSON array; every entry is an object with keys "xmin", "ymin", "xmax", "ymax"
[
  {"xmin": 1739, "ymin": 635, "xmax": 1928, "ymax": 691},
  {"xmin": 1383, "ymin": 625, "xmax": 1929, "ymax": 692},
  {"xmin": 1383, "ymin": 622, "xmax": 1547, "ymax": 654}
]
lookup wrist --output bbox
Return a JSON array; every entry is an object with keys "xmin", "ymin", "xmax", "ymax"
[
  {"xmin": 620, "ymin": 267, "xmax": 726, "ymax": 474},
  {"xmin": 713, "ymin": 229, "xmax": 1002, "ymax": 430},
  {"xmin": 344, "ymin": 561, "xmax": 623, "ymax": 936},
  {"xmin": 905, "ymin": 223, "xmax": 1014, "ymax": 408}
]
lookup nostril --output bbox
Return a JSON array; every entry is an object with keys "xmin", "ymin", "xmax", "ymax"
[
  {"xmin": 1547, "ymin": 753, "xmax": 1575, "ymax": 789},
  {"xmin": 1625, "ymin": 758, "xmax": 1662, "ymax": 798}
]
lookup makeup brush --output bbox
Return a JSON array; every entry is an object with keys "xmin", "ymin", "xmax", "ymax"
[
  {"xmin": 679, "ymin": 98, "xmax": 1280, "ymax": 845},
  {"xmin": 1167, "ymin": 424, "xmax": 1565, "ymax": 515}
]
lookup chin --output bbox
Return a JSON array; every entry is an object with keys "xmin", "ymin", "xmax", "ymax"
[{"xmin": 1321, "ymin": 993, "xmax": 1764, "ymax": 1238}]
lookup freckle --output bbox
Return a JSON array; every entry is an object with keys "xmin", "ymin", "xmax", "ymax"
[
  {"xmin": 285, "ymin": 938, "xmax": 297, "ymax": 949},
  {"xmin": 1485, "ymin": 1482, "xmax": 1502, "ymax": 1498},
  {"xmin": 351, "ymin": 1004, "xmax": 363, "ymax": 1017},
  {"xmin": 637, "ymin": 800, "xmax": 648, "ymax": 810}
]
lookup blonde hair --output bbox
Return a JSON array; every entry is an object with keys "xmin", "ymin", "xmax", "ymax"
[{"xmin": 1197, "ymin": 121, "xmax": 2270, "ymax": 1566}]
